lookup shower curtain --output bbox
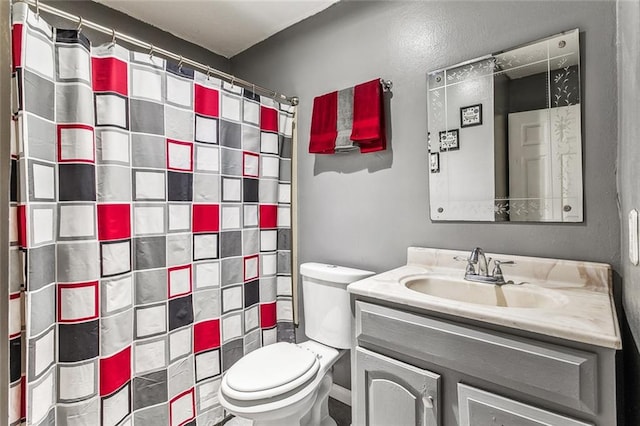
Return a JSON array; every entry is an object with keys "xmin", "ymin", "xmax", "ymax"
[{"xmin": 9, "ymin": 3, "xmax": 295, "ymax": 424}]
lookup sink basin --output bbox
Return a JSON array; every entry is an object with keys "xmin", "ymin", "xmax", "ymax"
[{"xmin": 402, "ymin": 275, "xmax": 562, "ymax": 309}]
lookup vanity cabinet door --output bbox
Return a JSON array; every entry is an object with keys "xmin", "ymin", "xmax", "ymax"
[
  {"xmin": 354, "ymin": 347, "xmax": 441, "ymax": 426},
  {"xmin": 458, "ymin": 384, "xmax": 593, "ymax": 426}
]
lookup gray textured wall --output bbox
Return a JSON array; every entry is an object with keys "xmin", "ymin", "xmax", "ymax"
[
  {"xmin": 39, "ymin": 0, "xmax": 230, "ymax": 72},
  {"xmin": 232, "ymin": 0, "xmax": 620, "ymax": 388},
  {"xmin": 617, "ymin": 0, "xmax": 640, "ymax": 423}
]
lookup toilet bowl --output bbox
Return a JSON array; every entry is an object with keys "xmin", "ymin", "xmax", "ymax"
[{"xmin": 218, "ymin": 263, "xmax": 374, "ymax": 426}]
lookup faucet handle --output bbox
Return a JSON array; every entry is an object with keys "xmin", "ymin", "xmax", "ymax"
[{"xmin": 492, "ymin": 260, "xmax": 515, "ymax": 283}]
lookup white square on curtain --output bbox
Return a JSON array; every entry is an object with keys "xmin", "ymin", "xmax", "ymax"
[
  {"xmin": 9, "ymin": 206, "xmax": 17, "ymax": 243},
  {"xmin": 244, "ymin": 305, "xmax": 259, "ymax": 331},
  {"xmin": 222, "ymin": 205, "xmax": 241, "ymax": 230},
  {"xmin": 277, "ymin": 276, "xmax": 292, "ymax": 296},
  {"xmin": 134, "ymin": 339, "xmax": 167, "ymax": 374},
  {"xmin": 104, "ymin": 275, "xmax": 133, "ymax": 314},
  {"xmin": 195, "ymin": 116, "xmax": 218, "ymax": 144},
  {"xmin": 167, "ymin": 74, "xmax": 192, "ymax": 107},
  {"xmin": 96, "ymin": 94, "xmax": 127, "ymax": 128},
  {"xmin": 221, "ymin": 94, "xmax": 241, "ymax": 121},
  {"xmin": 195, "ymin": 262, "xmax": 219, "ymax": 289},
  {"xmin": 278, "ymin": 183, "xmax": 291, "ymax": 204},
  {"xmin": 261, "ymin": 132, "xmax": 278, "ymax": 154},
  {"xmin": 60, "ymin": 285, "xmax": 96, "ymax": 321},
  {"xmin": 134, "ymin": 206, "xmax": 165, "ymax": 235},
  {"xmin": 198, "ymin": 379, "xmax": 221, "ymax": 411},
  {"xmin": 59, "ymin": 362, "xmax": 95, "ymax": 400},
  {"xmin": 135, "ymin": 171, "xmax": 165, "ymax": 200},
  {"xmin": 277, "ymin": 299, "xmax": 293, "ymax": 322},
  {"xmin": 170, "ymin": 327, "xmax": 192, "ymax": 361},
  {"xmin": 32, "ymin": 207, "xmax": 54, "ymax": 245},
  {"xmin": 57, "ymin": 45, "xmax": 90, "ymax": 82},
  {"xmin": 60, "ymin": 127, "xmax": 94, "ymax": 162},
  {"xmin": 196, "ymin": 145, "xmax": 219, "ymax": 172},
  {"xmin": 34, "ymin": 328, "xmax": 55, "ymax": 377},
  {"xmin": 168, "ymin": 141, "xmax": 192, "ymax": 171},
  {"xmin": 277, "ymin": 206, "xmax": 291, "ymax": 227},
  {"xmin": 168, "ymin": 204, "xmax": 190, "ymax": 231},
  {"xmin": 9, "ymin": 383, "xmax": 21, "ymax": 424},
  {"xmin": 262, "ymin": 327, "xmax": 277, "ymax": 346},
  {"xmin": 30, "ymin": 371, "xmax": 54, "ymax": 425},
  {"xmin": 245, "ymin": 256, "xmax": 259, "ymax": 281},
  {"xmin": 243, "ymin": 100, "xmax": 259, "ymax": 125},
  {"xmin": 136, "ymin": 305, "xmax": 167, "ymax": 338},
  {"xmin": 25, "ymin": 33, "xmax": 54, "ymax": 79},
  {"xmin": 9, "ymin": 295, "xmax": 21, "ymax": 337},
  {"xmin": 243, "ymin": 205, "xmax": 258, "ymax": 228},
  {"xmin": 280, "ymin": 111, "xmax": 294, "ymax": 137},
  {"xmin": 131, "ymin": 67, "xmax": 162, "ymax": 102},
  {"xmin": 261, "ymin": 156, "xmax": 280, "ymax": 178},
  {"xmin": 222, "ymin": 286, "xmax": 242, "ymax": 312},
  {"xmin": 222, "ymin": 313, "xmax": 242, "ymax": 343},
  {"xmin": 101, "ymin": 241, "xmax": 131, "ymax": 276},
  {"xmin": 194, "ymin": 234, "xmax": 218, "ymax": 260},
  {"xmin": 260, "ymin": 230, "xmax": 278, "ymax": 252},
  {"xmin": 32, "ymin": 163, "xmax": 55, "ymax": 199},
  {"xmin": 100, "ymin": 130, "xmax": 130, "ymax": 163},
  {"xmin": 262, "ymin": 253, "xmax": 277, "ymax": 276},
  {"xmin": 222, "ymin": 178, "xmax": 241, "ymax": 202},
  {"xmin": 59, "ymin": 205, "xmax": 95, "ymax": 238},
  {"xmin": 169, "ymin": 267, "xmax": 191, "ymax": 298},
  {"xmin": 195, "ymin": 350, "xmax": 220, "ymax": 382},
  {"xmin": 243, "ymin": 153, "xmax": 259, "ymax": 177},
  {"xmin": 223, "ymin": 82, "xmax": 242, "ymax": 95},
  {"xmin": 102, "ymin": 383, "xmax": 130, "ymax": 426},
  {"xmin": 170, "ymin": 390, "xmax": 195, "ymax": 426}
]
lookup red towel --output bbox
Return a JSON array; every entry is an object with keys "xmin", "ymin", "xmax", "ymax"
[
  {"xmin": 309, "ymin": 91, "xmax": 338, "ymax": 154},
  {"xmin": 350, "ymin": 79, "xmax": 386, "ymax": 153}
]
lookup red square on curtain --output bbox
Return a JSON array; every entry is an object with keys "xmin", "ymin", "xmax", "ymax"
[
  {"xmin": 192, "ymin": 204, "xmax": 219, "ymax": 233},
  {"xmin": 193, "ymin": 319, "xmax": 220, "ymax": 353},
  {"xmin": 12, "ymin": 24, "xmax": 23, "ymax": 71},
  {"xmin": 99, "ymin": 346, "xmax": 131, "ymax": 396},
  {"xmin": 97, "ymin": 204, "xmax": 131, "ymax": 241},
  {"xmin": 260, "ymin": 106, "xmax": 278, "ymax": 132},
  {"xmin": 259, "ymin": 205, "xmax": 277, "ymax": 229},
  {"xmin": 17, "ymin": 205, "xmax": 26, "ymax": 248},
  {"xmin": 260, "ymin": 302, "xmax": 277, "ymax": 328},
  {"xmin": 194, "ymin": 85, "xmax": 219, "ymax": 117},
  {"xmin": 92, "ymin": 57, "xmax": 128, "ymax": 96}
]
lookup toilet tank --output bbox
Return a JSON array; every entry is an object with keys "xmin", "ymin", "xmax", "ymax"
[{"xmin": 300, "ymin": 263, "xmax": 374, "ymax": 349}]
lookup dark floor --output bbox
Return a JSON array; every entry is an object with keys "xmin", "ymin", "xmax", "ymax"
[
  {"xmin": 328, "ymin": 397, "xmax": 352, "ymax": 426},
  {"xmin": 217, "ymin": 398, "xmax": 351, "ymax": 426}
]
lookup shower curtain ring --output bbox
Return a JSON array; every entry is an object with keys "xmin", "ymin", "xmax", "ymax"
[
  {"xmin": 148, "ymin": 44, "xmax": 155, "ymax": 58},
  {"xmin": 35, "ymin": 0, "xmax": 40, "ymax": 20},
  {"xmin": 231, "ymin": 76, "xmax": 235, "ymax": 88},
  {"xmin": 111, "ymin": 29, "xmax": 117, "ymax": 46},
  {"xmin": 77, "ymin": 17, "xmax": 83, "ymax": 34},
  {"xmin": 178, "ymin": 56, "xmax": 184, "ymax": 71},
  {"xmin": 206, "ymin": 66, "xmax": 211, "ymax": 80},
  {"xmin": 252, "ymin": 84, "xmax": 256, "ymax": 95}
]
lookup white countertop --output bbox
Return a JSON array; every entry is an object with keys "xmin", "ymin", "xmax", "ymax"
[{"xmin": 347, "ymin": 247, "xmax": 622, "ymax": 349}]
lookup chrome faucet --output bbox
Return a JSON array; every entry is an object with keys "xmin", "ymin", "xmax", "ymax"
[{"xmin": 455, "ymin": 247, "xmax": 515, "ymax": 285}]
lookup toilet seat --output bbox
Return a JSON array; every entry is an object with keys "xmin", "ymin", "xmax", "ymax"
[{"xmin": 221, "ymin": 342, "xmax": 321, "ymax": 401}]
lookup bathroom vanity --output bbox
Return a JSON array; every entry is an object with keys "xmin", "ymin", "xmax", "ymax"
[{"xmin": 348, "ymin": 247, "xmax": 621, "ymax": 426}]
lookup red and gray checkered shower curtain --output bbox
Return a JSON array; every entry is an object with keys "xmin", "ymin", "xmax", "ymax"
[{"xmin": 9, "ymin": 3, "xmax": 295, "ymax": 424}]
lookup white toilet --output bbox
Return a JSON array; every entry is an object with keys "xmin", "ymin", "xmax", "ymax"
[{"xmin": 218, "ymin": 262, "xmax": 374, "ymax": 426}]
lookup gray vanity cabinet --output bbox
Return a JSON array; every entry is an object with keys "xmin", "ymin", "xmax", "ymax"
[
  {"xmin": 354, "ymin": 347, "xmax": 441, "ymax": 426},
  {"xmin": 352, "ymin": 300, "xmax": 618, "ymax": 426}
]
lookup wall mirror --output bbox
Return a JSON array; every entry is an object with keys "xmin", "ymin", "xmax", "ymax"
[{"xmin": 427, "ymin": 29, "xmax": 582, "ymax": 222}]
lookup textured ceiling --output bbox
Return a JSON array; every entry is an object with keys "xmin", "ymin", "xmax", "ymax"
[{"xmin": 94, "ymin": 0, "xmax": 339, "ymax": 58}]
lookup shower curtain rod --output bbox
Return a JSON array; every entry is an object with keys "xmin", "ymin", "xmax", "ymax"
[{"xmin": 17, "ymin": 0, "xmax": 299, "ymax": 105}]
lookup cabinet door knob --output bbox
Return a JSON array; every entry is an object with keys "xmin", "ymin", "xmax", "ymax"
[{"xmin": 563, "ymin": 205, "xmax": 572, "ymax": 212}]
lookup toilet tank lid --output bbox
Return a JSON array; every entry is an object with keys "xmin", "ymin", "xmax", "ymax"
[{"xmin": 300, "ymin": 262, "xmax": 375, "ymax": 284}]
